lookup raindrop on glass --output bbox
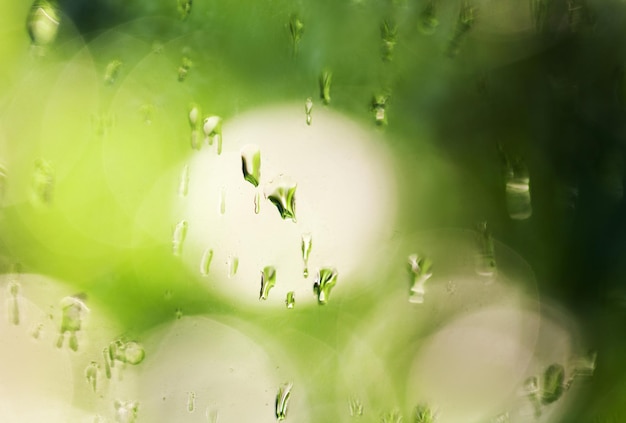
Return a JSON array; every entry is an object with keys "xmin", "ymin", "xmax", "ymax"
[
  {"xmin": 31, "ymin": 158, "xmax": 55, "ymax": 206},
  {"xmin": 56, "ymin": 294, "xmax": 89, "ymax": 352},
  {"xmin": 275, "ymin": 382, "xmax": 293, "ymax": 421},
  {"xmin": 380, "ymin": 20, "xmax": 397, "ymax": 62},
  {"xmin": 172, "ymin": 220, "xmax": 189, "ymax": 256},
  {"xmin": 104, "ymin": 60, "xmax": 123, "ymax": 86},
  {"xmin": 371, "ymin": 93, "xmax": 389, "ymax": 126},
  {"xmin": 348, "ymin": 397, "xmax": 363, "ymax": 417},
  {"xmin": 178, "ymin": 165, "xmax": 190, "ymax": 197},
  {"xmin": 500, "ymin": 146, "xmax": 532, "ymax": 220},
  {"xmin": 200, "ymin": 248, "xmax": 214, "ymax": 276},
  {"xmin": 475, "ymin": 221, "xmax": 497, "ymax": 278},
  {"xmin": 27, "ymin": 0, "xmax": 60, "ymax": 47},
  {"xmin": 114, "ymin": 400, "xmax": 139, "ymax": 423},
  {"xmin": 241, "ymin": 144, "xmax": 261, "ymax": 187},
  {"xmin": 85, "ymin": 361, "xmax": 99, "ymax": 393},
  {"xmin": 418, "ymin": 0, "xmax": 439, "ymax": 35},
  {"xmin": 203, "ymin": 116, "xmax": 223, "ymax": 153},
  {"xmin": 285, "ymin": 291, "xmax": 295, "ymax": 309},
  {"xmin": 104, "ymin": 347, "xmax": 112, "ymax": 379},
  {"xmin": 260, "ymin": 266, "xmax": 277, "ymax": 300},
  {"xmin": 7, "ymin": 280, "xmax": 20, "ymax": 325},
  {"xmin": 254, "ymin": 191, "xmax": 261, "ymax": 214},
  {"xmin": 219, "ymin": 188, "xmax": 226, "ymax": 215},
  {"xmin": 178, "ymin": 0, "xmax": 192, "ymax": 20},
  {"xmin": 305, "ymin": 97, "xmax": 313, "ymax": 125},
  {"xmin": 313, "ymin": 267, "xmax": 338, "ymax": 305},
  {"xmin": 407, "ymin": 254, "xmax": 432, "ymax": 304},
  {"xmin": 522, "ymin": 375, "xmax": 542, "ymax": 418},
  {"xmin": 228, "ymin": 255, "xmax": 239, "ymax": 278},
  {"xmin": 447, "ymin": 0, "xmax": 475, "ymax": 58},
  {"xmin": 540, "ymin": 363, "xmax": 565, "ymax": 405},
  {"xmin": 187, "ymin": 391, "xmax": 196, "ymax": 412},
  {"xmin": 264, "ymin": 175, "xmax": 297, "ymax": 222},
  {"xmin": 289, "ymin": 14, "xmax": 304, "ymax": 55},
  {"xmin": 178, "ymin": 56, "xmax": 193, "ymax": 82},
  {"xmin": 108, "ymin": 339, "xmax": 146, "ymax": 366},
  {"xmin": 301, "ymin": 233, "xmax": 312, "ymax": 278},
  {"xmin": 319, "ymin": 70, "xmax": 332, "ymax": 105}
]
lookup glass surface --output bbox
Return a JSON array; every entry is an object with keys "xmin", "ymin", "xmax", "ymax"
[{"xmin": 0, "ymin": 0, "xmax": 623, "ymax": 422}]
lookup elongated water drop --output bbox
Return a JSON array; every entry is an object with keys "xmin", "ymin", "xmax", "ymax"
[
  {"xmin": 407, "ymin": 254, "xmax": 432, "ymax": 304},
  {"xmin": 0, "ymin": 164, "xmax": 7, "ymax": 207},
  {"xmin": 313, "ymin": 268, "xmax": 338, "ymax": 304},
  {"xmin": 56, "ymin": 294, "xmax": 89, "ymax": 352},
  {"xmin": 254, "ymin": 191, "xmax": 261, "ymax": 214},
  {"xmin": 179, "ymin": 165, "xmax": 190, "ymax": 197},
  {"xmin": 241, "ymin": 144, "xmax": 261, "ymax": 187},
  {"xmin": 31, "ymin": 158, "xmax": 55, "ymax": 206},
  {"xmin": 203, "ymin": 116, "xmax": 223, "ymax": 153},
  {"xmin": 27, "ymin": 0, "xmax": 60, "ymax": 47},
  {"xmin": 228, "ymin": 255, "xmax": 239, "ymax": 278},
  {"xmin": 305, "ymin": 97, "xmax": 313, "ymax": 125},
  {"xmin": 7, "ymin": 280, "xmax": 20, "ymax": 325},
  {"xmin": 413, "ymin": 404, "xmax": 435, "ymax": 423},
  {"xmin": 114, "ymin": 400, "xmax": 139, "ymax": 423},
  {"xmin": 541, "ymin": 363, "xmax": 565, "ymax": 405},
  {"xmin": 188, "ymin": 391, "xmax": 196, "ymax": 412},
  {"xmin": 447, "ymin": 0, "xmax": 475, "ymax": 57},
  {"xmin": 348, "ymin": 397, "xmax": 363, "ymax": 417},
  {"xmin": 172, "ymin": 220, "xmax": 189, "ymax": 256},
  {"xmin": 178, "ymin": 56, "xmax": 193, "ymax": 82},
  {"xmin": 104, "ymin": 347, "xmax": 112, "ymax": 379},
  {"xmin": 109, "ymin": 339, "xmax": 146, "ymax": 365},
  {"xmin": 265, "ymin": 175, "xmax": 297, "ymax": 222},
  {"xmin": 178, "ymin": 0, "xmax": 192, "ymax": 20},
  {"xmin": 104, "ymin": 60, "xmax": 123, "ymax": 85},
  {"xmin": 301, "ymin": 233, "xmax": 312, "ymax": 278},
  {"xmin": 275, "ymin": 382, "xmax": 293, "ymax": 420},
  {"xmin": 260, "ymin": 266, "xmax": 277, "ymax": 300},
  {"xmin": 200, "ymin": 248, "xmax": 214, "ymax": 276},
  {"xmin": 189, "ymin": 104, "xmax": 202, "ymax": 150},
  {"xmin": 499, "ymin": 145, "xmax": 532, "ymax": 220},
  {"xmin": 206, "ymin": 407, "xmax": 219, "ymax": 423},
  {"xmin": 522, "ymin": 376, "xmax": 542, "ymax": 418},
  {"xmin": 418, "ymin": 0, "xmax": 439, "ymax": 35},
  {"xmin": 475, "ymin": 221, "xmax": 496, "ymax": 278},
  {"xmin": 219, "ymin": 188, "xmax": 226, "ymax": 215},
  {"xmin": 285, "ymin": 291, "xmax": 295, "ymax": 309},
  {"xmin": 371, "ymin": 94, "xmax": 389, "ymax": 126},
  {"xmin": 380, "ymin": 20, "xmax": 397, "ymax": 62},
  {"xmin": 85, "ymin": 361, "xmax": 99, "ymax": 393},
  {"xmin": 320, "ymin": 70, "xmax": 332, "ymax": 105},
  {"xmin": 289, "ymin": 14, "xmax": 304, "ymax": 55}
]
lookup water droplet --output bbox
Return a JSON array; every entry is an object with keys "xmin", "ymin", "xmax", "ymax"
[
  {"xmin": 254, "ymin": 191, "xmax": 261, "ymax": 214},
  {"xmin": 104, "ymin": 60, "xmax": 123, "ymax": 86},
  {"xmin": 31, "ymin": 158, "xmax": 55, "ymax": 206},
  {"xmin": 413, "ymin": 404, "xmax": 435, "ymax": 423},
  {"xmin": 200, "ymin": 248, "xmax": 214, "ymax": 276},
  {"xmin": 285, "ymin": 291, "xmax": 295, "ymax": 309},
  {"xmin": 56, "ymin": 295, "xmax": 89, "ymax": 352},
  {"xmin": 418, "ymin": 0, "xmax": 439, "ymax": 35},
  {"xmin": 85, "ymin": 361, "xmax": 99, "ymax": 393},
  {"xmin": 178, "ymin": 56, "xmax": 193, "ymax": 82},
  {"xmin": 371, "ymin": 94, "xmax": 389, "ymax": 126},
  {"xmin": 522, "ymin": 375, "xmax": 542, "ymax": 418},
  {"xmin": 27, "ymin": 0, "xmax": 60, "ymax": 47},
  {"xmin": 203, "ymin": 116, "xmax": 223, "ymax": 153},
  {"xmin": 264, "ymin": 175, "xmax": 297, "ymax": 222},
  {"xmin": 447, "ymin": 0, "xmax": 475, "ymax": 58},
  {"xmin": 114, "ymin": 400, "xmax": 139, "ymax": 423},
  {"xmin": 540, "ymin": 363, "xmax": 565, "ymax": 405},
  {"xmin": 305, "ymin": 97, "xmax": 313, "ymax": 125},
  {"xmin": 206, "ymin": 407, "xmax": 219, "ymax": 423},
  {"xmin": 380, "ymin": 20, "xmax": 397, "ymax": 62},
  {"xmin": 500, "ymin": 147, "xmax": 532, "ymax": 220},
  {"xmin": 275, "ymin": 382, "xmax": 293, "ymax": 421},
  {"xmin": 241, "ymin": 144, "xmax": 261, "ymax": 187},
  {"xmin": 313, "ymin": 268, "xmax": 338, "ymax": 305},
  {"xmin": 104, "ymin": 347, "xmax": 112, "ymax": 379},
  {"xmin": 7, "ymin": 280, "xmax": 20, "ymax": 325},
  {"xmin": 319, "ymin": 70, "xmax": 333, "ymax": 105},
  {"xmin": 0, "ymin": 164, "xmax": 7, "ymax": 207},
  {"xmin": 259, "ymin": 266, "xmax": 277, "ymax": 300},
  {"xmin": 348, "ymin": 397, "xmax": 363, "ymax": 417},
  {"xmin": 301, "ymin": 233, "xmax": 312, "ymax": 278},
  {"xmin": 407, "ymin": 254, "xmax": 432, "ymax": 304},
  {"xmin": 189, "ymin": 104, "xmax": 201, "ymax": 128},
  {"xmin": 178, "ymin": 165, "xmax": 190, "ymax": 197},
  {"xmin": 380, "ymin": 410, "xmax": 402, "ymax": 423},
  {"xmin": 191, "ymin": 129, "xmax": 201, "ymax": 150},
  {"xmin": 289, "ymin": 14, "xmax": 304, "ymax": 55},
  {"xmin": 228, "ymin": 255, "xmax": 239, "ymax": 278},
  {"xmin": 219, "ymin": 188, "xmax": 226, "ymax": 215},
  {"xmin": 475, "ymin": 222, "xmax": 497, "ymax": 278},
  {"xmin": 178, "ymin": 0, "xmax": 192, "ymax": 20},
  {"xmin": 187, "ymin": 391, "xmax": 196, "ymax": 412},
  {"xmin": 172, "ymin": 220, "xmax": 189, "ymax": 256}
]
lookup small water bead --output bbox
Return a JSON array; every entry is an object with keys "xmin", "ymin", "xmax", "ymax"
[
  {"xmin": 417, "ymin": 0, "xmax": 439, "ymax": 35},
  {"xmin": 114, "ymin": 400, "xmax": 139, "ymax": 423},
  {"xmin": 200, "ymin": 248, "xmax": 214, "ymax": 276},
  {"xmin": 104, "ymin": 347, "xmax": 112, "ymax": 379},
  {"xmin": 447, "ymin": 0, "xmax": 476, "ymax": 58},
  {"xmin": 319, "ymin": 71, "xmax": 333, "ymax": 105},
  {"xmin": 289, "ymin": 14, "xmax": 304, "ymax": 55},
  {"xmin": 7, "ymin": 280, "xmax": 20, "ymax": 325},
  {"xmin": 241, "ymin": 144, "xmax": 261, "ymax": 187},
  {"xmin": 228, "ymin": 255, "xmax": 239, "ymax": 278},
  {"xmin": 540, "ymin": 363, "xmax": 565, "ymax": 405},
  {"xmin": 407, "ymin": 254, "xmax": 433, "ymax": 304},
  {"xmin": 108, "ymin": 339, "xmax": 146, "ymax": 366},
  {"xmin": 413, "ymin": 404, "xmax": 435, "ymax": 423},
  {"xmin": 189, "ymin": 104, "xmax": 200, "ymax": 128},
  {"xmin": 275, "ymin": 382, "xmax": 293, "ymax": 420},
  {"xmin": 313, "ymin": 268, "xmax": 338, "ymax": 305},
  {"xmin": 31, "ymin": 158, "xmax": 55, "ymax": 206},
  {"xmin": 254, "ymin": 191, "xmax": 261, "ymax": 214},
  {"xmin": 203, "ymin": 116, "xmax": 223, "ymax": 153},
  {"xmin": 178, "ymin": 165, "xmax": 190, "ymax": 197},
  {"xmin": 304, "ymin": 97, "xmax": 313, "ymax": 125},
  {"xmin": 27, "ymin": 0, "xmax": 60, "ymax": 47},
  {"xmin": 178, "ymin": 56, "xmax": 193, "ymax": 82},
  {"xmin": 172, "ymin": 220, "xmax": 189, "ymax": 256},
  {"xmin": 264, "ymin": 175, "xmax": 297, "ymax": 222},
  {"xmin": 371, "ymin": 94, "xmax": 389, "ymax": 126},
  {"xmin": 56, "ymin": 294, "xmax": 89, "ymax": 352},
  {"xmin": 178, "ymin": 0, "xmax": 192, "ymax": 20},
  {"xmin": 380, "ymin": 20, "xmax": 397, "ymax": 62},
  {"xmin": 219, "ymin": 188, "xmax": 226, "ymax": 215},
  {"xmin": 187, "ymin": 391, "xmax": 196, "ymax": 412},
  {"xmin": 502, "ymin": 153, "xmax": 532, "ymax": 220},
  {"xmin": 260, "ymin": 266, "xmax": 277, "ymax": 300},
  {"xmin": 285, "ymin": 291, "xmax": 295, "ymax": 309},
  {"xmin": 475, "ymin": 222, "xmax": 497, "ymax": 278},
  {"xmin": 85, "ymin": 361, "xmax": 99, "ymax": 393},
  {"xmin": 348, "ymin": 397, "xmax": 363, "ymax": 417},
  {"xmin": 104, "ymin": 60, "xmax": 123, "ymax": 86},
  {"xmin": 301, "ymin": 233, "xmax": 312, "ymax": 278}
]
